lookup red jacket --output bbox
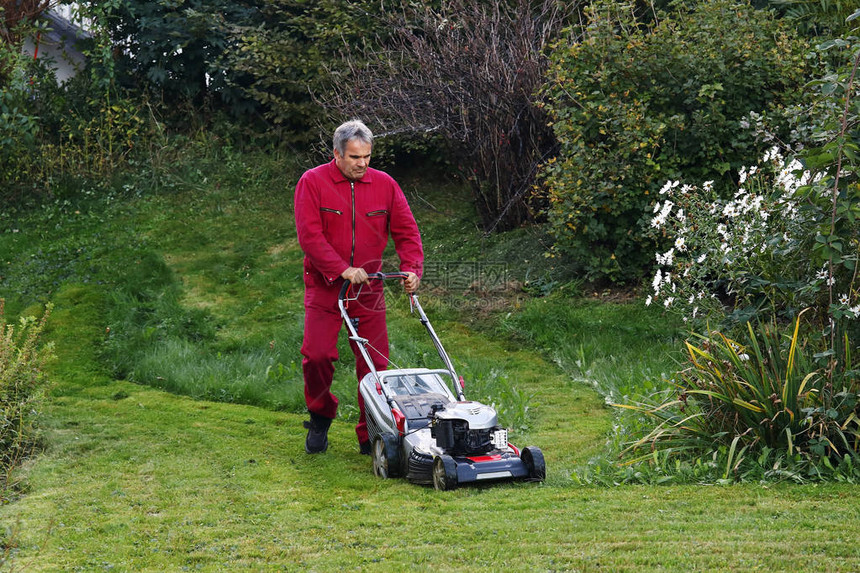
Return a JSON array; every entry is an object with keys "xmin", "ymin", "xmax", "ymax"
[{"xmin": 295, "ymin": 159, "xmax": 424, "ymax": 286}]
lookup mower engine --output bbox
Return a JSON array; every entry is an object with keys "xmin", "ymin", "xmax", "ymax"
[{"xmin": 431, "ymin": 401, "xmax": 505, "ymax": 456}]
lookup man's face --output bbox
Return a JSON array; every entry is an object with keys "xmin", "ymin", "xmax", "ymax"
[{"xmin": 334, "ymin": 139, "xmax": 371, "ymax": 181}]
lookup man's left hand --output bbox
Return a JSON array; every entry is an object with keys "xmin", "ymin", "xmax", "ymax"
[{"xmin": 402, "ymin": 272, "xmax": 420, "ymax": 293}]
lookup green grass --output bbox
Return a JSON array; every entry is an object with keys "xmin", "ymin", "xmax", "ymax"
[
  {"xmin": 499, "ymin": 296, "xmax": 686, "ymax": 402},
  {"xmin": 6, "ymin": 284, "xmax": 860, "ymax": 571},
  {"xmin": 2, "ymin": 140, "xmax": 860, "ymax": 570}
]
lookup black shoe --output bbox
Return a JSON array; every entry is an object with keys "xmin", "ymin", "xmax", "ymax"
[
  {"xmin": 303, "ymin": 414, "xmax": 331, "ymax": 454},
  {"xmin": 359, "ymin": 440, "xmax": 371, "ymax": 455}
]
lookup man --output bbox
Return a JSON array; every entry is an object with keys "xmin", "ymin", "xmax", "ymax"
[{"xmin": 294, "ymin": 119, "xmax": 423, "ymax": 454}]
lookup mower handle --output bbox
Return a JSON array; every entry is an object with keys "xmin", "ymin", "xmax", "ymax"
[
  {"xmin": 337, "ymin": 270, "xmax": 465, "ymax": 401},
  {"xmin": 338, "ymin": 271, "xmax": 411, "ymax": 301}
]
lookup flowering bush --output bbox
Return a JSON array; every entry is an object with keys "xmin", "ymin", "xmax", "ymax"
[
  {"xmin": 646, "ymin": 146, "xmax": 858, "ymax": 329},
  {"xmin": 539, "ymin": 0, "xmax": 808, "ymax": 281},
  {"xmin": 620, "ymin": 40, "xmax": 860, "ymax": 480},
  {"xmin": 626, "ymin": 150, "xmax": 860, "ymax": 477}
]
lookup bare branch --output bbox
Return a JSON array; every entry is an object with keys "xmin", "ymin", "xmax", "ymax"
[{"xmin": 318, "ymin": 0, "xmax": 581, "ymax": 231}]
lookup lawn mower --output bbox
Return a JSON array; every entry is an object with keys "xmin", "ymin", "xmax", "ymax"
[{"xmin": 339, "ymin": 272, "xmax": 545, "ymax": 490}]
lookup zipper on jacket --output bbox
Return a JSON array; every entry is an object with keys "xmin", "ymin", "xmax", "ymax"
[
  {"xmin": 350, "ymin": 181, "xmax": 356, "ymax": 265},
  {"xmin": 320, "ymin": 207, "xmax": 342, "ymax": 215}
]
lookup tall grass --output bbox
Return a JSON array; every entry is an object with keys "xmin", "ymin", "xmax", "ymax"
[
  {"xmin": 130, "ymin": 338, "xmax": 306, "ymax": 410},
  {"xmin": 0, "ymin": 301, "xmax": 54, "ymax": 496},
  {"xmin": 499, "ymin": 296, "xmax": 684, "ymax": 403}
]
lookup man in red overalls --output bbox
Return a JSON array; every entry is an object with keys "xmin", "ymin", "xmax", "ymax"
[{"xmin": 294, "ymin": 119, "xmax": 424, "ymax": 454}]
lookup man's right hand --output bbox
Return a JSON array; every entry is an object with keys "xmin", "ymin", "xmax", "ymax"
[{"xmin": 341, "ymin": 266, "xmax": 368, "ymax": 285}]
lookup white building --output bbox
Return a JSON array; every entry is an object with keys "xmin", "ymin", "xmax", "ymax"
[{"xmin": 22, "ymin": 4, "xmax": 91, "ymax": 84}]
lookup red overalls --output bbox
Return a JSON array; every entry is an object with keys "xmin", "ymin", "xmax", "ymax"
[{"xmin": 294, "ymin": 159, "xmax": 423, "ymax": 443}]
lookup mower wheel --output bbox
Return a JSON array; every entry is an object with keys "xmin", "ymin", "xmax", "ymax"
[
  {"xmin": 432, "ymin": 455, "xmax": 458, "ymax": 491},
  {"xmin": 522, "ymin": 446, "xmax": 546, "ymax": 482},
  {"xmin": 372, "ymin": 434, "xmax": 401, "ymax": 479}
]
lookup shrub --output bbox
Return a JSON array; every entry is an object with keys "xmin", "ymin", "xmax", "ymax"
[
  {"xmin": 619, "ymin": 316, "xmax": 859, "ymax": 481},
  {"xmin": 89, "ymin": 0, "xmax": 262, "ymax": 118},
  {"xmin": 0, "ymin": 300, "xmax": 54, "ymax": 495},
  {"xmin": 539, "ymin": 0, "xmax": 809, "ymax": 281},
  {"xmin": 644, "ymin": 148, "xmax": 857, "ymax": 329},
  {"xmin": 0, "ymin": 11, "xmax": 52, "ymax": 196},
  {"xmin": 618, "ymin": 37, "xmax": 860, "ymax": 482},
  {"xmin": 643, "ymin": 37, "xmax": 860, "ymax": 337},
  {"xmin": 0, "ymin": 2, "xmax": 151, "ymax": 200}
]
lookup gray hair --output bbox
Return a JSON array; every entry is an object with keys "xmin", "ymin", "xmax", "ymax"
[{"xmin": 333, "ymin": 120, "xmax": 373, "ymax": 155}]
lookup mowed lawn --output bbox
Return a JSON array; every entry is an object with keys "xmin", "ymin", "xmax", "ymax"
[{"xmin": 6, "ymin": 313, "xmax": 859, "ymax": 571}]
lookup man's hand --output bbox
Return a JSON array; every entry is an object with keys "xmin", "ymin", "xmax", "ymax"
[
  {"xmin": 341, "ymin": 266, "xmax": 368, "ymax": 285},
  {"xmin": 402, "ymin": 272, "xmax": 420, "ymax": 293}
]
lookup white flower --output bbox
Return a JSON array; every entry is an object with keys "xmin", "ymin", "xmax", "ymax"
[
  {"xmin": 659, "ymin": 180, "xmax": 680, "ymax": 195},
  {"xmin": 645, "ymin": 295, "xmax": 652, "ymax": 306},
  {"xmin": 664, "ymin": 297, "xmax": 674, "ymax": 308},
  {"xmin": 696, "ymin": 253, "xmax": 707, "ymax": 264},
  {"xmin": 675, "ymin": 237, "xmax": 686, "ymax": 251},
  {"xmin": 652, "ymin": 270, "xmax": 662, "ymax": 293},
  {"xmin": 656, "ymin": 248, "xmax": 675, "ymax": 266},
  {"xmin": 850, "ymin": 305, "xmax": 860, "ymax": 318},
  {"xmin": 775, "ymin": 159, "xmax": 810, "ymax": 194},
  {"xmin": 839, "ymin": 294, "xmax": 850, "ymax": 305},
  {"xmin": 651, "ymin": 200, "xmax": 674, "ymax": 228},
  {"xmin": 723, "ymin": 203, "xmax": 738, "ymax": 218},
  {"xmin": 703, "ymin": 180, "xmax": 714, "ymax": 192}
]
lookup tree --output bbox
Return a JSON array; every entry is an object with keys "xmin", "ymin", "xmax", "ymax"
[
  {"xmin": 224, "ymin": 0, "xmax": 385, "ymax": 144},
  {"xmin": 320, "ymin": 0, "xmax": 574, "ymax": 232},
  {"xmin": 85, "ymin": 0, "xmax": 263, "ymax": 115}
]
